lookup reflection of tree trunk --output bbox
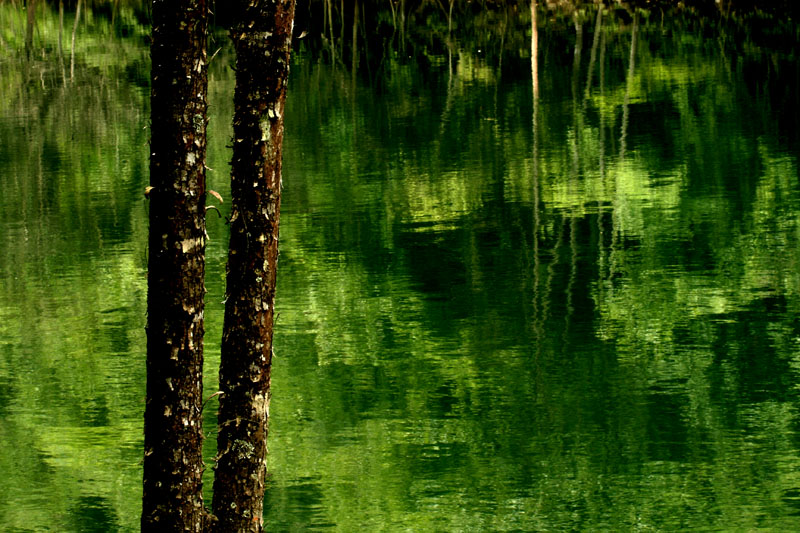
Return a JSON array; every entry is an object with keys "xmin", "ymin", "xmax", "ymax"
[
  {"xmin": 58, "ymin": 0, "xmax": 64, "ymax": 58},
  {"xmin": 327, "ymin": 0, "xmax": 336, "ymax": 62},
  {"xmin": 212, "ymin": 0, "xmax": 296, "ymax": 530},
  {"xmin": 351, "ymin": 0, "xmax": 358, "ymax": 74},
  {"xmin": 610, "ymin": 14, "xmax": 624, "ymax": 282},
  {"xmin": 498, "ymin": 6, "xmax": 507, "ymax": 74},
  {"xmin": 572, "ymin": 13, "xmax": 582, "ymax": 81},
  {"xmin": 562, "ymin": 215, "xmax": 578, "ymax": 349},
  {"xmin": 70, "ymin": 0, "xmax": 82, "ymax": 81},
  {"xmin": 25, "ymin": 0, "xmax": 36, "ymax": 56},
  {"xmin": 447, "ymin": 35, "xmax": 453, "ymax": 82},
  {"xmin": 445, "ymin": 0, "xmax": 455, "ymax": 78},
  {"xmin": 323, "ymin": 0, "xmax": 328, "ymax": 49},
  {"xmin": 531, "ymin": 0, "xmax": 538, "ymax": 98},
  {"xmin": 566, "ymin": 12, "xmax": 583, "ymax": 345},
  {"xmin": 142, "ymin": 0, "xmax": 208, "ymax": 530},
  {"xmin": 0, "ymin": 30, "xmax": 8, "ymax": 52},
  {"xmin": 448, "ymin": 0, "xmax": 454, "ymax": 34},
  {"xmin": 584, "ymin": 4, "xmax": 602, "ymax": 101},
  {"xmin": 399, "ymin": 0, "xmax": 406, "ymax": 53},
  {"xmin": 388, "ymin": 0, "xmax": 396, "ymax": 33},
  {"xmin": 571, "ymin": 13, "xmax": 583, "ymax": 173},
  {"xmin": 360, "ymin": 4, "xmax": 372, "ymax": 84},
  {"xmin": 111, "ymin": 0, "xmax": 120, "ymax": 27},
  {"xmin": 619, "ymin": 12, "xmax": 638, "ymax": 160},
  {"xmin": 340, "ymin": 0, "xmax": 345, "ymax": 56},
  {"xmin": 543, "ymin": 217, "xmax": 567, "ymax": 335},
  {"xmin": 531, "ymin": 0, "xmax": 541, "ymax": 346},
  {"xmin": 436, "ymin": 43, "xmax": 456, "ymax": 164},
  {"xmin": 597, "ymin": 18, "xmax": 607, "ymax": 281},
  {"xmin": 58, "ymin": 0, "xmax": 66, "ymax": 84}
]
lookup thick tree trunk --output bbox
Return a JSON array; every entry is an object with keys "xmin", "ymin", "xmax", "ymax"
[
  {"xmin": 142, "ymin": 0, "xmax": 208, "ymax": 531},
  {"xmin": 211, "ymin": 1, "xmax": 295, "ymax": 531}
]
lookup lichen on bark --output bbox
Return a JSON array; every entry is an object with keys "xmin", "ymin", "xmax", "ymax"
[
  {"xmin": 211, "ymin": 0, "xmax": 296, "ymax": 531},
  {"xmin": 142, "ymin": 0, "xmax": 209, "ymax": 531}
]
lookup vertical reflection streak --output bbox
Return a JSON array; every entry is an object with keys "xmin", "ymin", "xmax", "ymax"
[
  {"xmin": 531, "ymin": 0, "xmax": 542, "ymax": 356},
  {"xmin": 619, "ymin": 11, "xmax": 638, "ymax": 160}
]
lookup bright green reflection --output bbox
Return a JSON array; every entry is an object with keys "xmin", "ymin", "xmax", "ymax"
[
  {"xmin": 270, "ymin": 12, "xmax": 800, "ymax": 532},
  {"xmin": 0, "ymin": 8, "xmax": 149, "ymax": 532},
  {"xmin": 2, "ymin": 3, "xmax": 800, "ymax": 531}
]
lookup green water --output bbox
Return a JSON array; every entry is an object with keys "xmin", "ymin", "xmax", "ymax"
[{"xmin": 1, "ymin": 5, "xmax": 800, "ymax": 531}]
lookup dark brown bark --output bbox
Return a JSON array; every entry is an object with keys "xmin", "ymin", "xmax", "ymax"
[
  {"xmin": 211, "ymin": 0, "xmax": 295, "ymax": 531},
  {"xmin": 142, "ymin": 0, "xmax": 208, "ymax": 531}
]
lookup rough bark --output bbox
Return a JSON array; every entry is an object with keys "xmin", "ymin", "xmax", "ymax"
[
  {"xmin": 142, "ymin": 0, "xmax": 208, "ymax": 531},
  {"xmin": 211, "ymin": 1, "xmax": 295, "ymax": 531}
]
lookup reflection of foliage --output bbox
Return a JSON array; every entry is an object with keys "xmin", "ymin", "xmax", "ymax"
[
  {"xmin": 268, "ymin": 5, "xmax": 800, "ymax": 530},
  {"xmin": 0, "ymin": 4, "xmax": 152, "ymax": 531}
]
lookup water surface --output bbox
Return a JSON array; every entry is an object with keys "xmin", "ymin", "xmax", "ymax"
[{"xmin": 1, "ymin": 5, "xmax": 799, "ymax": 531}]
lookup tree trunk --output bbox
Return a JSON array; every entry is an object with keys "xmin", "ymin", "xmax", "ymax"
[
  {"xmin": 142, "ymin": 0, "xmax": 208, "ymax": 531},
  {"xmin": 211, "ymin": 0, "xmax": 295, "ymax": 531}
]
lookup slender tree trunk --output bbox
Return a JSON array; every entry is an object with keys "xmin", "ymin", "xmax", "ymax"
[
  {"xmin": 142, "ymin": 0, "xmax": 209, "ymax": 531},
  {"xmin": 211, "ymin": 0, "xmax": 295, "ymax": 531}
]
